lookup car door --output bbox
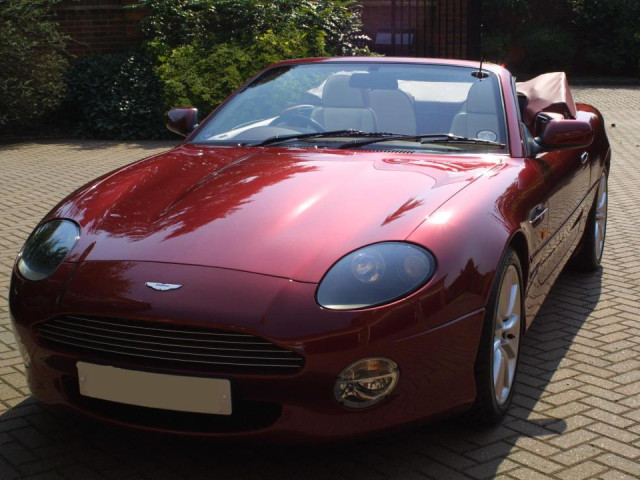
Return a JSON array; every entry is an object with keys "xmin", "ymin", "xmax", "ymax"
[{"xmin": 535, "ymin": 144, "xmax": 591, "ymax": 284}]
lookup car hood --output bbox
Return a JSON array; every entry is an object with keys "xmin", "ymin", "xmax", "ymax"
[{"xmin": 54, "ymin": 144, "xmax": 501, "ymax": 282}]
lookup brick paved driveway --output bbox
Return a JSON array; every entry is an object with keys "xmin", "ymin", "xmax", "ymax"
[{"xmin": 1, "ymin": 87, "xmax": 639, "ymax": 479}]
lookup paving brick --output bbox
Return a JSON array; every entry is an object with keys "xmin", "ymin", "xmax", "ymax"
[
  {"xmin": 586, "ymin": 423, "xmax": 637, "ymax": 443},
  {"xmin": 508, "ymin": 451, "xmax": 562, "ymax": 474},
  {"xmin": 513, "ymin": 437, "xmax": 561, "ymax": 457},
  {"xmin": 580, "ymin": 395, "xmax": 630, "ymax": 415},
  {"xmin": 596, "ymin": 453, "xmax": 640, "ymax": 477},
  {"xmin": 549, "ymin": 429, "xmax": 599, "ymax": 448},
  {"xmin": 0, "ymin": 441, "xmax": 38, "ymax": 466},
  {"xmin": 600, "ymin": 470, "xmax": 640, "ymax": 480},
  {"xmin": 542, "ymin": 402, "xmax": 590, "ymax": 419},
  {"xmin": 555, "ymin": 460, "xmax": 606, "ymax": 480},
  {"xmin": 613, "ymin": 380, "xmax": 640, "ymax": 396},
  {"xmin": 0, "ymin": 457, "xmax": 20, "ymax": 480},
  {"xmin": 588, "ymin": 437, "xmax": 640, "ymax": 459},
  {"xmin": 542, "ymin": 389, "xmax": 588, "ymax": 405},
  {"xmin": 509, "ymin": 467, "xmax": 552, "ymax": 480},
  {"xmin": 551, "ymin": 444, "xmax": 602, "ymax": 466},
  {"xmin": 466, "ymin": 441, "xmax": 514, "ymax": 462},
  {"xmin": 10, "ymin": 427, "xmax": 51, "ymax": 449},
  {"xmin": 464, "ymin": 458, "xmax": 518, "ymax": 479},
  {"xmin": 583, "ymin": 408, "xmax": 635, "ymax": 429},
  {"xmin": 418, "ymin": 463, "xmax": 470, "ymax": 480}
]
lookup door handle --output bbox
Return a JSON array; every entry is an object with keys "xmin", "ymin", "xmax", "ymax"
[
  {"xmin": 580, "ymin": 151, "xmax": 589, "ymax": 167},
  {"xmin": 529, "ymin": 205, "xmax": 548, "ymax": 227}
]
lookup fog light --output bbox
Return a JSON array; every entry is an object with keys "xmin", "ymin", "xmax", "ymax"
[{"xmin": 334, "ymin": 357, "xmax": 399, "ymax": 408}]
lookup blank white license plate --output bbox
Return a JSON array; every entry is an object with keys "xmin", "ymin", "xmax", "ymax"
[{"xmin": 76, "ymin": 362, "xmax": 232, "ymax": 415}]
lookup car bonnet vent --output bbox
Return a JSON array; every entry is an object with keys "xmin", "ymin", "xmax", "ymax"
[{"xmin": 359, "ymin": 148, "xmax": 417, "ymax": 154}]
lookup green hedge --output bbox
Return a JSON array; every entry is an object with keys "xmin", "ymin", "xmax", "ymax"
[
  {"xmin": 133, "ymin": 0, "xmax": 369, "ymax": 56},
  {"xmin": 158, "ymin": 29, "xmax": 326, "ymax": 116},
  {"xmin": 136, "ymin": 0, "xmax": 370, "ymax": 125},
  {"xmin": 483, "ymin": 0, "xmax": 640, "ymax": 76},
  {"xmin": 0, "ymin": 0, "xmax": 68, "ymax": 128},
  {"xmin": 65, "ymin": 51, "xmax": 166, "ymax": 139}
]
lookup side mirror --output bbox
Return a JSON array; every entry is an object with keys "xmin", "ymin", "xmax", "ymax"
[
  {"xmin": 166, "ymin": 108, "xmax": 198, "ymax": 137},
  {"xmin": 535, "ymin": 119, "xmax": 593, "ymax": 151}
]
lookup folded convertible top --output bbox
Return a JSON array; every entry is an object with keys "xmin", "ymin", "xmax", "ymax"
[{"xmin": 516, "ymin": 72, "xmax": 577, "ymax": 129}]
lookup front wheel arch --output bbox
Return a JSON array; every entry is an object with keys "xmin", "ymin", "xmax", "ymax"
[
  {"xmin": 468, "ymin": 246, "xmax": 525, "ymax": 423},
  {"xmin": 508, "ymin": 231, "xmax": 530, "ymax": 297}
]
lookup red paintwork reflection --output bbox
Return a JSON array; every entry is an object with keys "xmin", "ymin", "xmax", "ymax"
[
  {"xmin": 52, "ymin": 145, "xmax": 500, "ymax": 282},
  {"xmin": 540, "ymin": 119, "xmax": 593, "ymax": 149}
]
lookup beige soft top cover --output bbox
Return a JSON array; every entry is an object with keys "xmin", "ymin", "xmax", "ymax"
[{"xmin": 516, "ymin": 72, "xmax": 577, "ymax": 127}]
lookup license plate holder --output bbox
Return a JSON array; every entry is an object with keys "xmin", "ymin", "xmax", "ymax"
[{"xmin": 76, "ymin": 361, "xmax": 232, "ymax": 415}]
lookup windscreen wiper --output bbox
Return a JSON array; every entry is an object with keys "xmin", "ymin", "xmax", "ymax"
[
  {"xmin": 249, "ymin": 129, "xmax": 367, "ymax": 147},
  {"xmin": 339, "ymin": 133, "xmax": 505, "ymax": 149},
  {"xmin": 421, "ymin": 133, "xmax": 505, "ymax": 147}
]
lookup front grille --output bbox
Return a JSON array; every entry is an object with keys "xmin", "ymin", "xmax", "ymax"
[{"xmin": 35, "ymin": 315, "xmax": 304, "ymax": 374}]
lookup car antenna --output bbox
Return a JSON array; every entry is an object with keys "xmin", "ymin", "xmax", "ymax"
[{"xmin": 472, "ymin": 23, "xmax": 489, "ymax": 79}]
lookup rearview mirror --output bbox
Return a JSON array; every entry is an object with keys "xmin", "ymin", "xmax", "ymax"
[
  {"xmin": 349, "ymin": 73, "xmax": 398, "ymax": 90},
  {"xmin": 535, "ymin": 119, "xmax": 593, "ymax": 151},
  {"xmin": 166, "ymin": 108, "xmax": 199, "ymax": 137}
]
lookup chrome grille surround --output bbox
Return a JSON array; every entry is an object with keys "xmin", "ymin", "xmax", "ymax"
[{"xmin": 35, "ymin": 315, "xmax": 304, "ymax": 374}]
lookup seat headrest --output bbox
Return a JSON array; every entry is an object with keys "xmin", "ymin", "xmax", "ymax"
[
  {"xmin": 369, "ymin": 89, "xmax": 413, "ymax": 104},
  {"xmin": 466, "ymin": 80, "xmax": 498, "ymax": 114},
  {"xmin": 322, "ymin": 75, "xmax": 367, "ymax": 108}
]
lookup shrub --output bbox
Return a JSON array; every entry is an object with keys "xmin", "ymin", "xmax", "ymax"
[
  {"xmin": 570, "ymin": 0, "xmax": 640, "ymax": 75},
  {"xmin": 158, "ymin": 29, "xmax": 326, "ymax": 115},
  {"xmin": 65, "ymin": 51, "xmax": 166, "ymax": 139},
  {"xmin": 130, "ymin": 0, "xmax": 216, "ymax": 53},
  {"xmin": 134, "ymin": 0, "xmax": 370, "ymax": 119},
  {"xmin": 483, "ymin": 0, "xmax": 640, "ymax": 76},
  {"xmin": 0, "ymin": 0, "xmax": 68, "ymax": 128},
  {"xmin": 516, "ymin": 26, "xmax": 576, "ymax": 74},
  {"xmin": 133, "ymin": 0, "xmax": 369, "ymax": 56},
  {"xmin": 483, "ymin": 31, "xmax": 512, "ymax": 65}
]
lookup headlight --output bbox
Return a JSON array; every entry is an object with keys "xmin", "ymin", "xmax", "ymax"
[
  {"xmin": 17, "ymin": 219, "xmax": 80, "ymax": 281},
  {"xmin": 316, "ymin": 242, "xmax": 435, "ymax": 310},
  {"xmin": 334, "ymin": 358, "xmax": 399, "ymax": 408}
]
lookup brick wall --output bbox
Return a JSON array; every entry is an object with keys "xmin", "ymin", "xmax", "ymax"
[
  {"xmin": 53, "ymin": 0, "xmax": 145, "ymax": 56},
  {"xmin": 360, "ymin": 0, "xmax": 473, "ymax": 59}
]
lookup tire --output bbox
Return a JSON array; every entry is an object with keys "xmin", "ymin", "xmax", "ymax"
[
  {"xmin": 570, "ymin": 169, "xmax": 608, "ymax": 271},
  {"xmin": 469, "ymin": 247, "xmax": 524, "ymax": 423}
]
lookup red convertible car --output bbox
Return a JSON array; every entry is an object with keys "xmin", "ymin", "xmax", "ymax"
[{"xmin": 10, "ymin": 58, "xmax": 609, "ymax": 440}]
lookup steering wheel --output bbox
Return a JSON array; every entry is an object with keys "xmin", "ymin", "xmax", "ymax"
[{"xmin": 271, "ymin": 105, "xmax": 324, "ymax": 132}]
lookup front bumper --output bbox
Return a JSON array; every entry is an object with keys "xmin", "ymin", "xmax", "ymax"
[{"xmin": 10, "ymin": 260, "xmax": 485, "ymax": 440}]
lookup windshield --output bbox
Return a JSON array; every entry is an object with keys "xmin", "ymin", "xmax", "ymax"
[{"xmin": 190, "ymin": 62, "xmax": 508, "ymax": 152}]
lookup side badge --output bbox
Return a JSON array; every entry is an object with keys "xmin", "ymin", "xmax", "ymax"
[{"xmin": 145, "ymin": 282, "xmax": 182, "ymax": 291}]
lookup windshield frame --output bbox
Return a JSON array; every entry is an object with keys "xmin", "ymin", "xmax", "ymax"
[{"xmin": 186, "ymin": 60, "xmax": 511, "ymax": 154}]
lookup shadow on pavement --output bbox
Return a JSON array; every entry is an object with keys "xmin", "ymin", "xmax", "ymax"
[{"xmin": 0, "ymin": 268, "xmax": 601, "ymax": 479}]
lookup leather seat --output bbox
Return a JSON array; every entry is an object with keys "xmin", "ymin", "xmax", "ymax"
[
  {"xmin": 450, "ymin": 80, "xmax": 500, "ymax": 139},
  {"xmin": 311, "ymin": 75, "xmax": 377, "ymax": 132},
  {"xmin": 369, "ymin": 89, "xmax": 417, "ymax": 135}
]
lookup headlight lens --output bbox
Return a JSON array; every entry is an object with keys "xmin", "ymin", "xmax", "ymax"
[
  {"xmin": 316, "ymin": 242, "xmax": 435, "ymax": 310},
  {"xmin": 334, "ymin": 358, "xmax": 399, "ymax": 408},
  {"xmin": 18, "ymin": 219, "xmax": 80, "ymax": 281}
]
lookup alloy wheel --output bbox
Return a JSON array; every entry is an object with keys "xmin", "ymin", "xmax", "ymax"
[
  {"xmin": 594, "ymin": 173, "xmax": 608, "ymax": 262},
  {"xmin": 493, "ymin": 264, "xmax": 521, "ymax": 405}
]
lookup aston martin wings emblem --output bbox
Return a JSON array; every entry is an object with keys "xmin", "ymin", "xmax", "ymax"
[{"xmin": 145, "ymin": 282, "xmax": 182, "ymax": 291}]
